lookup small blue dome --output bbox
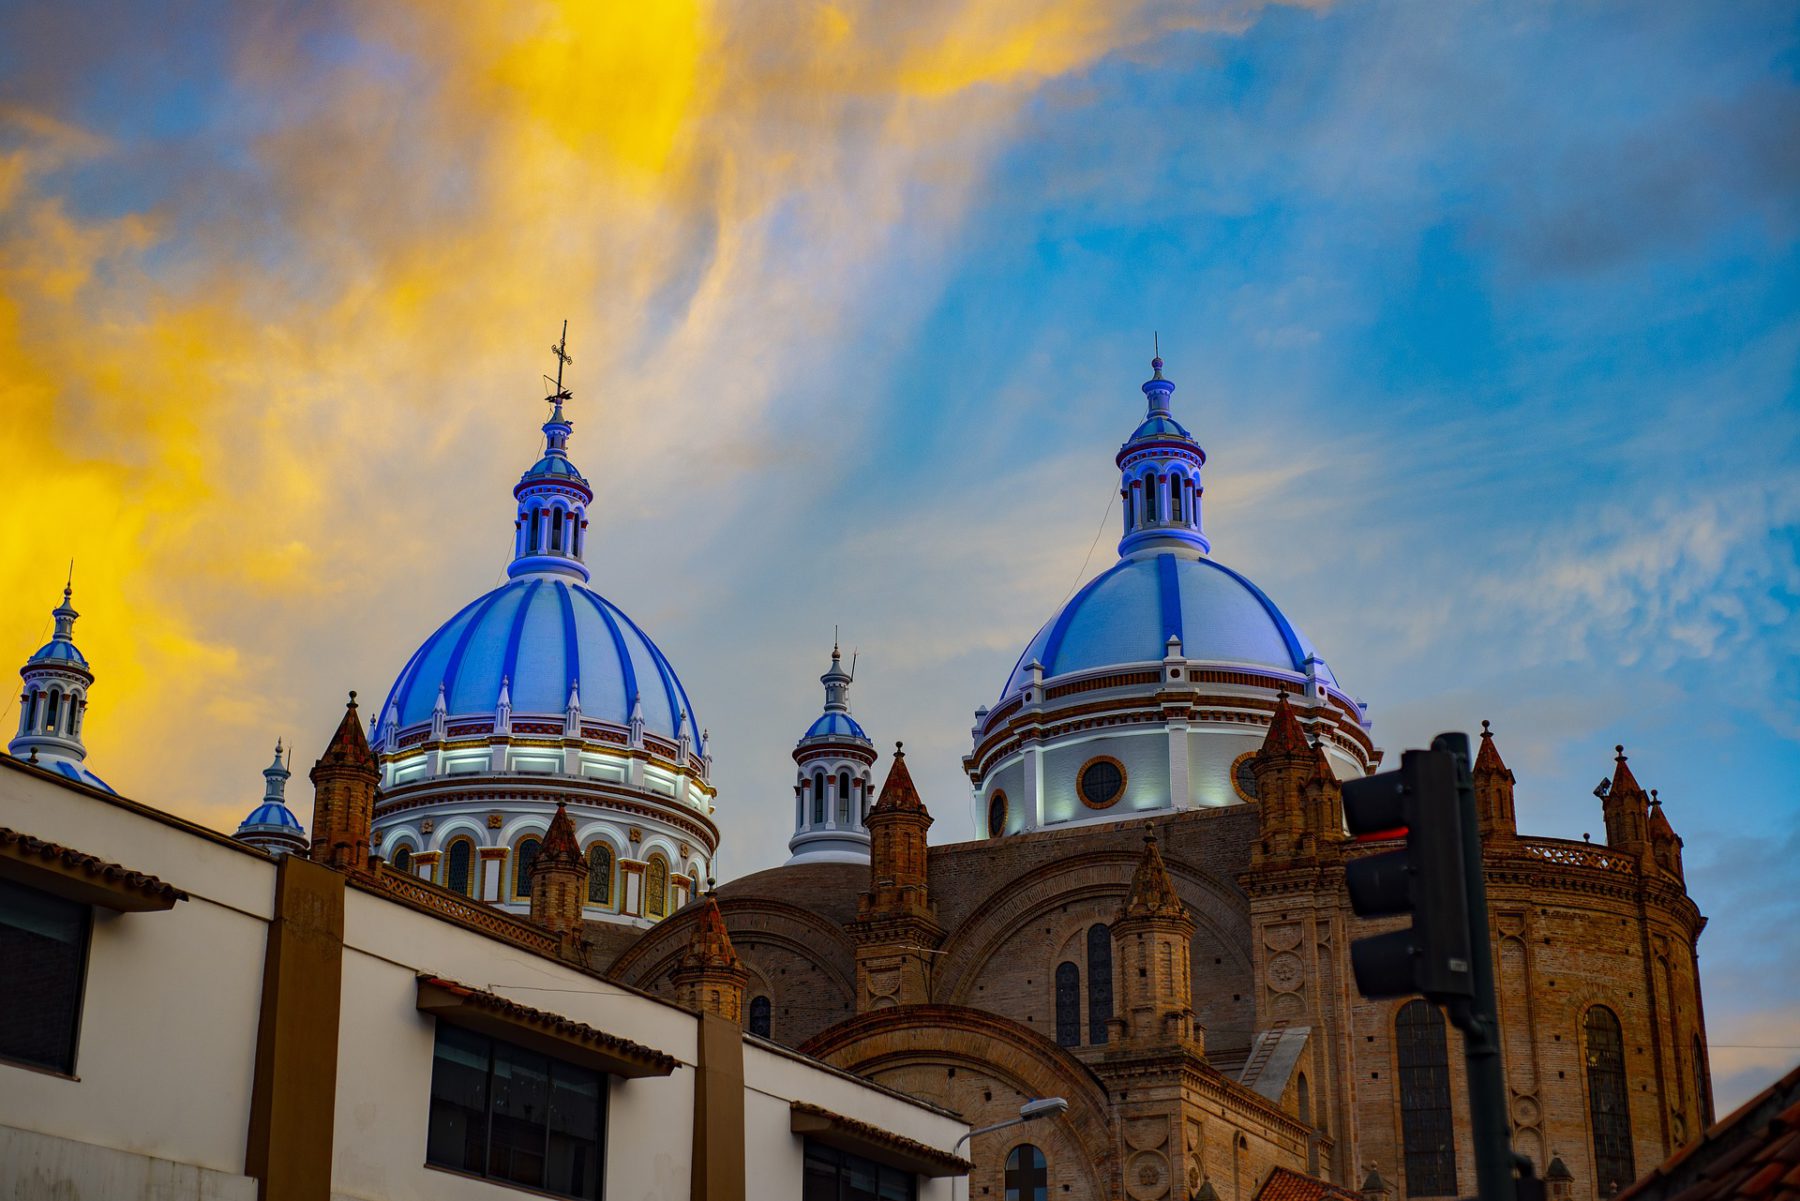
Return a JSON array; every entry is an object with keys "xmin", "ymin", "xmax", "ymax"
[
  {"xmin": 380, "ymin": 576, "xmax": 702, "ymax": 749},
  {"xmin": 44, "ymin": 757, "xmax": 113, "ymax": 793},
  {"xmin": 239, "ymin": 801, "xmax": 303, "ymax": 831},
  {"xmin": 803, "ymin": 711, "xmax": 868, "ymax": 741},
  {"xmin": 1127, "ymin": 414, "xmax": 1193, "ymax": 442},
  {"xmin": 28, "ymin": 639, "xmax": 88, "ymax": 669},
  {"xmin": 520, "ymin": 455, "xmax": 588, "ymax": 483},
  {"xmin": 1000, "ymin": 551, "xmax": 1330, "ymax": 700}
]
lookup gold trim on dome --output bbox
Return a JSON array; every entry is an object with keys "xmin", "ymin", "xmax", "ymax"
[
  {"xmin": 1076, "ymin": 754, "xmax": 1127, "ymax": 809},
  {"xmin": 1230, "ymin": 751, "xmax": 1261, "ymax": 803}
]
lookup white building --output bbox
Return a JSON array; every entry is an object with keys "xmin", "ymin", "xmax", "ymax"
[{"xmin": 0, "ymin": 751, "xmax": 968, "ymax": 1201}]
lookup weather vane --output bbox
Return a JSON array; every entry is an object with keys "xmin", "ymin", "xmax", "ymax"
[{"xmin": 547, "ymin": 319, "xmax": 573, "ymax": 402}]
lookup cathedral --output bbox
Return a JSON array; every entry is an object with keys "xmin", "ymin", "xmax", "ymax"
[{"xmin": 12, "ymin": 346, "xmax": 1709, "ymax": 1201}]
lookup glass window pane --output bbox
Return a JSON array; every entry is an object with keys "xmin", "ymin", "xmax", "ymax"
[
  {"xmin": 426, "ymin": 1024, "xmax": 491, "ymax": 1174},
  {"xmin": 487, "ymin": 1041, "xmax": 552, "ymax": 1188},
  {"xmin": 545, "ymin": 1063, "xmax": 604, "ymax": 1200},
  {"xmin": 0, "ymin": 879, "xmax": 88, "ymax": 1073},
  {"xmin": 1396, "ymin": 1000, "xmax": 1457, "ymax": 1197},
  {"xmin": 803, "ymin": 1142, "xmax": 842, "ymax": 1201},
  {"xmin": 879, "ymin": 1163, "xmax": 917, "ymax": 1201},
  {"xmin": 846, "ymin": 1156, "xmax": 879, "ymax": 1201}
]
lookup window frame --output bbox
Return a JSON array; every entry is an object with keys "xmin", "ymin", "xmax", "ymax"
[
  {"xmin": 1394, "ymin": 998, "xmax": 1458, "ymax": 1198},
  {"xmin": 1584, "ymin": 1005, "xmax": 1636, "ymax": 1197},
  {"xmin": 1004, "ymin": 1142, "xmax": 1049, "ymax": 1201},
  {"xmin": 988, "ymin": 790, "xmax": 1008, "ymax": 838},
  {"xmin": 513, "ymin": 838, "xmax": 542, "ymax": 900},
  {"xmin": 802, "ymin": 1137, "xmax": 918, "ymax": 1201},
  {"xmin": 0, "ymin": 876, "xmax": 94, "ymax": 1077},
  {"xmin": 444, "ymin": 837, "xmax": 476, "ymax": 897},
  {"xmin": 586, "ymin": 843, "xmax": 614, "ymax": 907},
  {"xmin": 1076, "ymin": 755, "xmax": 1126, "ymax": 810}
]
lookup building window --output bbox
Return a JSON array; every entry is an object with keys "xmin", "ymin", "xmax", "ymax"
[
  {"xmin": 586, "ymin": 845, "xmax": 613, "ymax": 906},
  {"xmin": 1693, "ymin": 1033, "xmax": 1711, "ymax": 1126},
  {"xmin": 1171, "ymin": 478, "xmax": 1183, "ymax": 521},
  {"xmin": 646, "ymin": 855, "xmax": 669, "ymax": 918},
  {"xmin": 838, "ymin": 770, "xmax": 851, "ymax": 824},
  {"xmin": 0, "ymin": 878, "xmax": 90, "ymax": 1074},
  {"xmin": 1123, "ymin": 488, "xmax": 1134, "ymax": 529},
  {"xmin": 1396, "ymin": 999, "xmax": 1457, "ymax": 1197},
  {"xmin": 551, "ymin": 508, "xmax": 564, "ymax": 552},
  {"xmin": 1297, "ymin": 1072, "xmax": 1311, "ymax": 1126},
  {"xmin": 811, "ymin": 774, "xmax": 825, "ymax": 824},
  {"xmin": 393, "ymin": 844, "xmax": 414, "ymax": 872},
  {"xmin": 1053, "ymin": 962, "xmax": 1080, "ymax": 1047},
  {"xmin": 445, "ymin": 838, "xmax": 475, "ymax": 897},
  {"xmin": 1077, "ymin": 756, "xmax": 1125, "ymax": 809},
  {"xmin": 45, "ymin": 690, "xmax": 60, "ymax": 730},
  {"xmin": 1087, "ymin": 924, "xmax": 1113, "ymax": 1045},
  {"xmin": 988, "ymin": 791, "xmax": 1008, "ymax": 838},
  {"xmin": 426, "ymin": 1021, "xmax": 604, "ymax": 1200},
  {"xmin": 748, "ymin": 996, "xmax": 772, "ymax": 1039},
  {"xmin": 1231, "ymin": 751, "xmax": 1260, "ymax": 802},
  {"xmin": 1005, "ymin": 1144, "xmax": 1049, "ymax": 1201},
  {"xmin": 1586, "ymin": 1006, "xmax": 1636, "ymax": 1196},
  {"xmin": 1144, "ymin": 475, "xmax": 1158, "ymax": 522},
  {"xmin": 514, "ymin": 838, "xmax": 541, "ymax": 899},
  {"xmin": 803, "ymin": 1139, "xmax": 917, "ymax": 1201}
]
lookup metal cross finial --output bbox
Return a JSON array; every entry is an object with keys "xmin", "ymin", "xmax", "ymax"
[{"xmin": 549, "ymin": 320, "xmax": 573, "ymax": 399}]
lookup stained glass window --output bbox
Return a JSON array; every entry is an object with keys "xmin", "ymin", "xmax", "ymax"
[
  {"xmin": 1087, "ymin": 924, "xmax": 1113, "ymax": 1046},
  {"xmin": 1586, "ymin": 1006, "xmax": 1636, "ymax": 1197},
  {"xmin": 1396, "ymin": 1000, "xmax": 1457, "ymax": 1197},
  {"xmin": 646, "ymin": 855, "xmax": 668, "ymax": 918},
  {"xmin": 514, "ymin": 839, "xmax": 541, "ymax": 898},
  {"xmin": 586, "ymin": 845, "xmax": 612, "ymax": 905},
  {"xmin": 1054, "ymin": 962, "xmax": 1080, "ymax": 1047},
  {"xmin": 446, "ymin": 839, "xmax": 474, "ymax": 896}
]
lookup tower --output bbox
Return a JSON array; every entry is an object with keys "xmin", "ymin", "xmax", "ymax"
[
  {"xmin": 1250, "ymin": 692, "xmax": 1318, "ymax": 864},
  {"xmin": 1117, "ymin": 352, "xmax": 1210, "ymax": 557},
  {"xmin": 1473, "ymin": 720, "xmax": 1517, "ymax": 840},
  {"xmin": 234, "ymin": 740, "xmax": 308, "ymax": 856},
  {"xmin": 309, "ymin": 692, "xmax": 379, "ymax": 872},
  {"xmin": 10, "ymin": 580, "xmax": 112, "ymax": 792},
  {"xmin": 1601, "ymin": 745, "xmax": 1650, "ymax": 853},
  {"xmin": 849, "ymin": 743, "xmax": 943, "ymax": 1009},
  {"xmin": 1108, "ymin": 832, "xmax": 1202, "ymax": 1051},
  {"xmin": 528, "ymin": 803, "xmax": 589, "ymax": 949},
  {"xmin": 671, "ymin": 892, "xmax": 750, "ymax": 1022},
  {"xmin": 508, "ymin": 328, "xmax": 593, "ymax": 585},
  {"xmin": 788, "ymin": 640, "xmax": 878, "ymax": 864}
]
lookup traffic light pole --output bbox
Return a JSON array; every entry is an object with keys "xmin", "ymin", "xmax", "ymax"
[{"xmin": 1432, "ymin": 732, "xmax": 1527, "ymax": 1201}]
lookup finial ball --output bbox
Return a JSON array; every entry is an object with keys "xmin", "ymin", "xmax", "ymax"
[{"xmin": 347, "ymin": 690, "xmax": 358, "ymax": 706}]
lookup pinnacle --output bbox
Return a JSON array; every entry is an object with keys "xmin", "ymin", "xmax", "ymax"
[
  {"xmin": 872, "ymin": 742, "xmax": 925, "ymax": 814},
  {"xmin": 1610, "ymin": 744, "xmax": 1645, "ymax": 798},
  {"xmin": 315, "ymin": 691, "xmax": 378, "ymax": 773},
  {"xmin": 540, "ymin": 802, "xmax": 582, "ymax": 863},
  {"xmin": 683, "ymin": 892, "xmax": 743, "ymax": 971},
  {"xmin": 1260, "ymin": 692, "xmax": 1311, "ymax": 758},
  {"xmin": 1121, "ymin": 831, "xmax": 1185, "ymax": 920},
  {"xmin": 1473, "ymin": 719, "xmax": 1509, "ymax": 777}
]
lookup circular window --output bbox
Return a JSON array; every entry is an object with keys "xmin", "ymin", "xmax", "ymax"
[
  {"xmin": 1231, "ymin": 751, "xmax": 1260, "ymax": 803},
  {"xmin": 1077, "ymin": 756, "xmax": 1126, "ymax": 809},
  {"xmin": 987, "ymin": 791, "xmax": 1008, "ymax": 838}
]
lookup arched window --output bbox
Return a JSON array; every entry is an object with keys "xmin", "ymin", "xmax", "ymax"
[
  {"xmin": 1585, "ymin": 1006, "xmax": 1635, "ymax": 1196},
  {"xmin": 860, "ymin": 779, "xmax": 870, "ymax": 824},
  {"xmin": 445, "ymin": 838, "xmax": 474, "ymax": 897},
  {"xmin": 67, "ymin": 695, "xmax": 79, "ymax": 735},
  {"xmin": 1693, "ymin": 1033, "xmax": 1711, "ymax": 1126},
  {"xmin": 988, "ymin": 791, "xmax": 1008, "ymax": 838},
  {"xmin": 1087, "ymin": 924, "xmax": 1113, "ymax": 1045},
  {"xmin": 1296, "ymin": 1072, "xmax": 1311, "ymax": 1126},
  {"xmin": 748, "ymin": 996, "xmax": 772, "ymax": 1039},
  {"xmin": 45, "ymin": 690, "xmax": 59, "ymax": 730},
  {"xmin": 573, "ymin": 515, "xmax": 583, "ymax": 557},
  {"xmin": 1144, "ymin": 474, "xmax": 1159, "ymax": 522},
  {"xmin": 551, "ymin": 508, "xmax": 564, "ymax": 552},
  {"xmin": 1005, "ymin": 1144, "xmax": 1048, "ymax": 1201},
  {"xmin": 587, "ymin": 844, "xmax": 613, "ymax": 905},
  {"xmin": 811, "ymin": 772, "xmax": 826, "ymax": 824},
  {"xmin": 29, "ymin": 690, "xmax": 43, "ymax": 732},
  {"xmin": 529, "ymin": 507, "xmax": 542, "ymax": 554},
  {"xmin": 392, "ymin": 844, "xmax": 413, "ymax": 872},
  {"xmin": 837, "ymin": 770, "xmax": 851, "ymax": 824},
  {"xmin": 1054, "ymin": 962, "xmax": 1080, "ymax": 1047},
  {"xmin": 513, "ymin": 838, "xmax": 541, "ymax": 898},
  {"xmin": 1122, "ymin": 488, "xmax": 1134, "ymax": 529},
  {"xmin": 646, "ymin": 854, "xmax": 669, "ymax": 918},
  {"xmin": 1171, "ymin": 476, "xmax": 1183, "ymax": 521},
  {"xmin": 1396, "ymin": 999, "xmax": 1457, "ymax": 1197}
]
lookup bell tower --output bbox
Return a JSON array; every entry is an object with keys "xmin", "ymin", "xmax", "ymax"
[
  {"xmin": 849, "ymin": 744, "xmax": 943, "ymax": 1009},
  {"xmin": 309, "ymin": 692, "xmax": 380, "ymax": 872},
  {"xmin": 788, "ymin": 641, "xmax": 879, "ymax": 864}
]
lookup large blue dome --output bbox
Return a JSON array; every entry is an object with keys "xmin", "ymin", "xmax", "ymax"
[
  {"xmin": 1000, "ymin": 551, "xmax": 1331, "ymax": 700},
  {"xmin": 381, "ymin": 576, "xmax": 702, "ymax": 749}
]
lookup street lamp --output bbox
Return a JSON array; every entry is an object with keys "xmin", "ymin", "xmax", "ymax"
[{"xmin": 953, "ymin": 1097, "xmax": 1068, "ymax": 1200}]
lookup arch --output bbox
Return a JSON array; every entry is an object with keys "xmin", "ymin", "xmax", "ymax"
[
  {"xmin": 573, "ymin": 510, "xmax": 585, "ymax": 558},
  {"xmin": 1005, "ymin": 1144, "xmax": 1049, "ymax": 1201},
  {"xmin": 528, "ymin": 506, "xmax": 543, "ymax": 554},
  {"xmin": 444, "ymin": 837, "xmax": 476, "ymax": 897},
  {"xmin": 837, "ymin": 769, "xmax": 851, "ymax": 824},
  {"xmin": 513, "ymin": 837, "xmax": 541, "ymax": 898},
  {"xmin": 1585, "ymin": 1005, "xmax": 1635, "ymax": 1196},
  {"xmin": 811, "ymin": 771, "xmax": 826, "ymax": 824},
  {"xmin": 1396, "ymin": 999, "xmax": 1457, "ymax": 1197},
  {"xmin": 551, "ymin": 507, "xmax": 565, "ymax": 553},
  {"xmin": 1085, "ymin": 924, "xmax": 1113, "ymax": 1046},
  {"xmin": 586, "ymin": 843, "xmax": 614, "ymax": 906},
  {"xmin": 1296, "ymin": 1071, "xmax": 1311, "ymax": 1126},
  {"xmin": 749, "ymin": 995, "xmax": 773, "ymax": 1039},
  {"xmin": 1053, "ymin": 962, "xmax": 1080, "ymax": 1047},
  {"xmin": 646, "ymin": 853, "xmax": 670, "ymax": 918},
  {"xmin": 607, "ymin": 894, "xmax": 859, "ymax": 1009},
  {"xmin": 67, "ymin": 693, "xmax": 80, "ymax": 735}
]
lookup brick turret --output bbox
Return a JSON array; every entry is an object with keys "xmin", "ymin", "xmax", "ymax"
[
  {"xmin": 1108, "ymin": 831, "xmax": 1202, "ymax": 1051},
  {"xmin": 849, "ymin": 743, "xmax": 943, "ymax": 1008},
  {"xmin": 1602, "ymin": 745, "xmax": 1650, "ymax": 851},
  {"xmin": 529, "ymin": 803, "xmax": 589, "ymax": 948},
  {"xmin": 308, "ymin": 692, "xmax": 379, "ymax": 872},
  {"xmin": 1253, "ymin": 692, "xmax": 1342, "ymax": 864},
  {"xmin": 1473, "ymin": 720, "xmax": 1517, "ymax": 840},
  {"xmin": 1647, "ymin": 790, "xmax": 1684, "ymax": 882},
  {"xmin": 1303, "ymin": 737, "xmax": 1342, "ymax": 844},
  {"xmin": 671, "ymin": 892, "xmax": 750, "ymax": 1022}
]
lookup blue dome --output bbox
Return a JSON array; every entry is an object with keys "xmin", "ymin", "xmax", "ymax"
[
  {"xmin": 1000, "ymin": 551, "xmax": 1329, "ymax": 699},
  {"xmin": 802, "ymin": 711, "xmax": 868, "ymax": 741},
  {"xmin": 381, "ymin": 576, "xmax": 702, "ymax": 749},
  {"xmin": 239, "ymin": 801, "xmax": 303, "ymax": 831},
  {"xmin": 28, "ymin": 639, "xmax": 87, "ymax": 669},
  {"xmin": 520, "ymin": 455, "xmax": 588, "ymax": 483},
  {"xmin": 42, "ymin": 757, "xmax": 113, "ymax": 793},
  {"xmin": 1127, "ymin": 414, "xmax": 1193, "ymax": 441}
]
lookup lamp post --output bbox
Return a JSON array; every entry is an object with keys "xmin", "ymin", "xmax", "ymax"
[{"xmin": 952, "ymin": 1097, "xmax": 1068, "ymax": 1201}]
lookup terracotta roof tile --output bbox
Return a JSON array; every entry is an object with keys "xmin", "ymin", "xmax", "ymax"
[
  {"xmin": 1254, "ymin": 1166, "xmax": 1362, "ymax": 1201},
  {"xmin": 0, "ymin": 826, "xmax": 187, "ymax": 908},
  {"xmin": 1615, "ymin": 1058, "xmax": 1800, "ymax": 1201},
  {"xmin": 416, "ymin": 974, "xmax": 678, "ymax": 1076}
]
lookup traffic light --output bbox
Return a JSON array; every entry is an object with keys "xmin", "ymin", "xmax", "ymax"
[{"xmin": 1341, "ymin": 747, "xmax": 1474, "ymax": 1001}]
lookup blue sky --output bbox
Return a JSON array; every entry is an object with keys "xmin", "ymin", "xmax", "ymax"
[{"xmin": 2, "ymin": 0, "xmax": 1795, "ymax": 1111}]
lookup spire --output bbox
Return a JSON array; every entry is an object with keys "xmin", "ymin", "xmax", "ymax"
[
  {"xmin": 529, "ymin": 802, "xmax": 590, "ymax": 947},
  {"xmin": 821, "ymin": 640, "xmax": 853, "ymax": 712},
  {"xmin": 1261, "ymin": 691, "xmax": 1312, "ymax": 758},
  {"xmin": 541, "ymin": 802, "xmax": 581, "ymax": 863},
  {"xmin": 1473, "ymin": 719, "xmax": 1517, "ymax": 839},
  {"xmin": 1116, "ymin": 349, "xmax": 1210, "ymax": 558},
  {"xmin": 508, "ymin": 323, "xmax": 594, "ymax": 583},
  {"xmin": 1646, "ymin": 789, "xmax": 1685, "ymax": 882},
  {"xmin": 10, "ymin": 578, "xmax": 107, "ymax": 787},
  {"xmin": 309, "ymin": 692, "xmax": 379, "ymax": 871},
  {"xmin": 671, "ymin": 892, "xmax": 750, "ymax": 1022},
  {"xmin": 1120, "ymin": 831, "xmax": 1185, "ymax": 920},
  {"xmin": 1602, "ymin": 744, "xmax": 1650, "ymax": 849},
  {"xmin": 870, "ymin": 741, "xmax": 923, "ymax": 814},
  {"xmin": 234, "ymin": 738, "xmax": 307, "ymax": 856},
  {"xmin": 263, "ymin": 738, "xmax": 291, "ymax": 801}
]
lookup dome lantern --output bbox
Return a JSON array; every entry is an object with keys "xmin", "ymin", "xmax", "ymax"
[
  {"xmin": 508, "ymin": 322, "xmax": 595, "ymax": 583},
  {"xmin": 234, "ymin": 739, "xmax": 308, "ymax": 856},
  {"xmin": 1117, "ymin": 352, "xmax": 1210, "ymax": 558},
  {"xmin": 788, "ymin": 638, "xmax": 878, "ymax": 864},
  {"xmin": 10, "ymin": 576, "xmax": 113, "ymax": 793}
]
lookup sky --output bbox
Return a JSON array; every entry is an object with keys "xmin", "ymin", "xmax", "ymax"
[{"xmin": 2, "ymin": 0, "xmax": 1795, "ymax": 1112}]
